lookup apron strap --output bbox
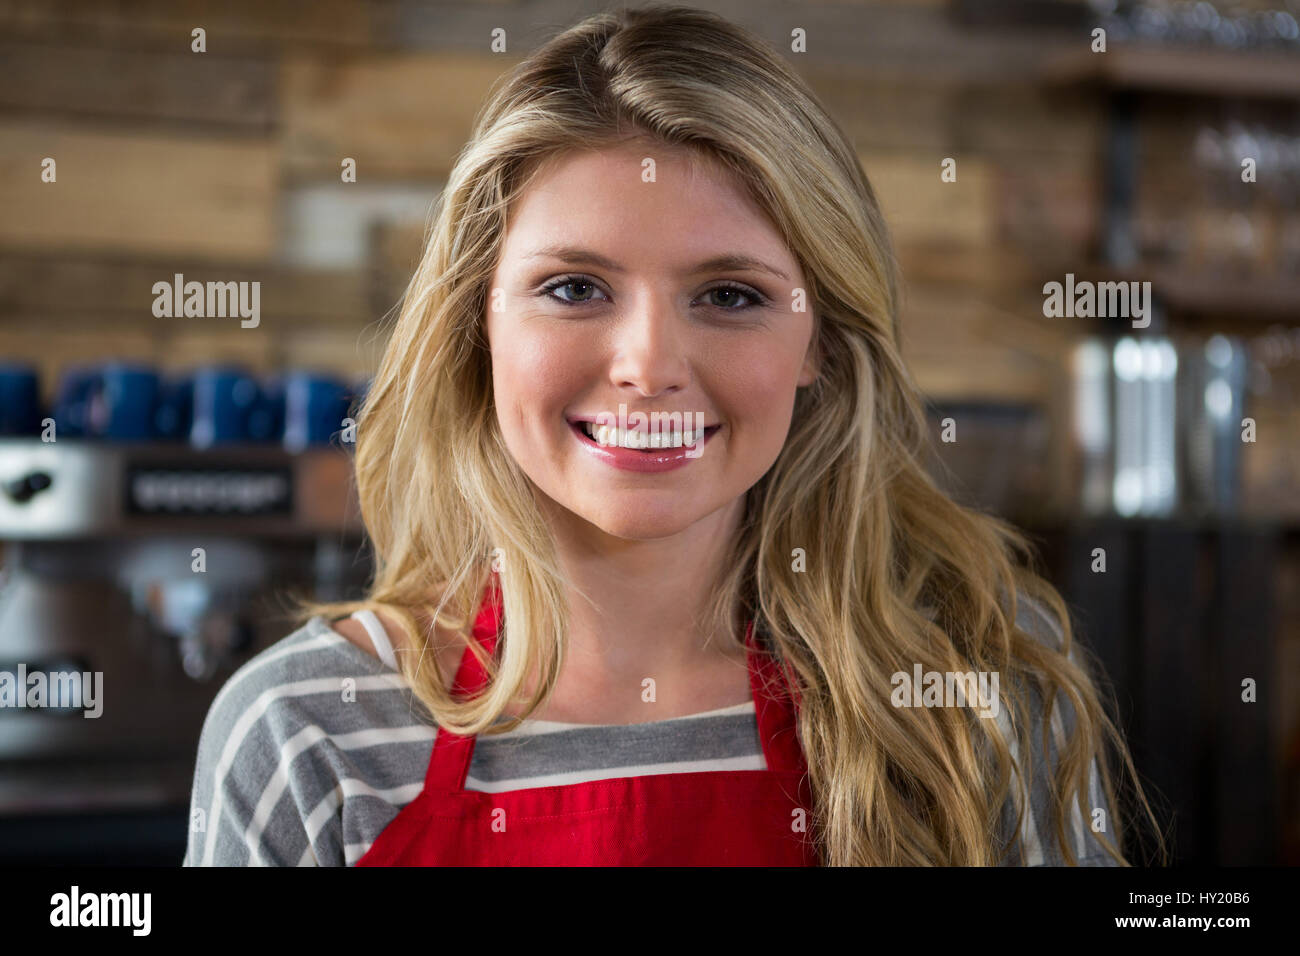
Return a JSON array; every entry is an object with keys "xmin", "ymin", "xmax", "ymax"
[
  {"xmin": 744, "ymin": 621, "xmax": 807, "ymax": 775},
  {"xmin": 423, "ymin": 580, "xmax": 502, "ymax": 792}
]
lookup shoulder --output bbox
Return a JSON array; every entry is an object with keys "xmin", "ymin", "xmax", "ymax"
[
  {"xmin": 332, "ymin": 609, "xmax": 464, "ymax": 694},
  {"xmin": 183, "ymin": 617, "xmax": 425, "ymax": 866},
  {"xmin": 198, "ymin": 616, "xmax": 410, "ymax": 739}
]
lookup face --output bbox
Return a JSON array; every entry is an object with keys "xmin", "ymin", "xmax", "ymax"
[{"xmin": 485, "ymin": 140, "xmax": 817, "ymax": 541}]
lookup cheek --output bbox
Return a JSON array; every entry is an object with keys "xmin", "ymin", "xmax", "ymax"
[
  {"xmin": 709, "ymin": 326, "xmax": 812, "ymax": 424},
  {"xmin": 489, "ymin": 320, "xmax": 589, "ymax": 429}
]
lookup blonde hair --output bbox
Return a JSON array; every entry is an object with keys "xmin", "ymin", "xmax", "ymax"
[{"xmin": 295, "ymin": 2, "xmax": 1166, "ymax": 866}]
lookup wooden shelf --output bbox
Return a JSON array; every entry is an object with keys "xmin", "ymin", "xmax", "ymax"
[
  {"xmin": 1058, "ymin": 262, "xmax": 1300, "ymax": 320},
  {"xmin": 1145, "ymin": 269, "xmax": 1300, "ymax": 318},
  {"xmin": 1010, "ymin": 510, "xmax": 1300, "ymax": 534},
  {"xmin": 1043, "ymin": 44, "xmax": 1300, "ymax": 100}
]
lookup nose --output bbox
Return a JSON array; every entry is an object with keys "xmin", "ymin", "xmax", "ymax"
[{"xmin": 607, "ymin": 291, "xmax": 691, "ymax": 398}]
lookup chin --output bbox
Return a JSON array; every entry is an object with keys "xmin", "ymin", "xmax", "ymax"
[{"xmin": 580, "ymin": 504, "xmax": 705, "ymax": 541}]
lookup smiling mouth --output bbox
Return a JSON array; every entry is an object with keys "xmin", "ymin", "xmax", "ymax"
[{"xmin": 567, "ymin": 418, "xmax": 722, "ymax": 451}]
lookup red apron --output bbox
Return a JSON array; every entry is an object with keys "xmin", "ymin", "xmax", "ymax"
[{"xmin": 356, "ymin": 582, "xmax": 818, "ymax": 866}]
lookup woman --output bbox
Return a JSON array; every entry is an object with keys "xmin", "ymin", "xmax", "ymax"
[{"xmin": 184, "ymin": 3, "xmax": 1163, "ymax": 866}]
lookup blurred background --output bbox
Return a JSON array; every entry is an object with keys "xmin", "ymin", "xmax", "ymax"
[{"xmin": 0, "ymin": 0, "xmax": 1296, "ymax": 865}]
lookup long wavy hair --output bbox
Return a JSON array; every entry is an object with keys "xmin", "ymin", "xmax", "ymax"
[{"xmin": 294, "ymin": 3, "xmax": 1166, "ymax": 867}]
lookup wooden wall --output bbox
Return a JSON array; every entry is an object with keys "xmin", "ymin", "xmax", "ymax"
[{"xmin": 0, "ymin": 0, "xmax": 1104, "ymax": 403}]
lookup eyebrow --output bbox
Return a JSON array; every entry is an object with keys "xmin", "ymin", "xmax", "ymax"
[{"xmin": 521, "ymin": 245, "xmax": 790, "ymax": 282}]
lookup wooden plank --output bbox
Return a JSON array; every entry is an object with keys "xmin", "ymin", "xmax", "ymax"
[
  {"xmin": 1239, "ymin": 404, "xmax": 1300, "ymax": 521},
  {"xmin": 279, "ymin": 328, "xmax": 386, "ymax": 382},
  {"xmin": 901, "ymin": 287, "xmax": 1054, "ymax": 404},
  {"xmin": 906, "ymin": 351, "xmax": 1050, "ymax": 405},
  {"xmin": 0, "ymin": 121, "xmax": 277, "ymax": 260},
  {"xmin": 1147, "ymin": 271, "xmax": 1300, "ymax": 319},
  {"xmin": 0, "ymin": 0, "xmax": 387, "ymax": 51},
  {"xmin": 0, "ymin": 254, "xmax": 371, "ymax": 326},
  {"xmin": 990, "ymin": 159, "xmax": 1098, "ymax": 257},
  {"xmin": 950, "ymin": 84, "xmax": 1105, "ymax": 158},
  {"xmin": 373, "ymin": 221, "xmax": 426, "ymax": 276},
  {"xmin": 280, "ymin": 52, "xmax": 511, "ymax": 180},
  {"xmin": 860, "ymin": 150, "xmax": 995, "ymax": 247},
  {"xmin": 898, "ymin": 240, "xmax": 1037, "ymax": 290},
  {"xmin": 148, "ymin": 330, "xmax": 275, "ymax": 375},
  {"xmin": 278, "ymin": 181, "xmax": 439, "ymax": 269},
  {"xmin": 371, "ymin": 220, "xmax": 429, "ymax": 312},
  {"xmin": 804, "ymin": 67, "xmax": 956, "ymax": 153},
  {"xmin": 0, "ymin": 41, "xmax": 276, "ymax": 129},
  {"xmin": 1070, "ymin": 263, "xmax": 1300, "ymax": 319},
  {"xmin": 900, "ymin": 281, "xmax": 1077, "ymax": 364},
  {"xmin": 1043, "ymin": 45, "xmax": 1300, "ymax": 100},
  {"xmin": 920, "ymin": 400, "xmax": 1052, "ymax": 511},
  {"xmin": 388, "ymin": 0, "xmax": 1081, "ymax": 82},
  {"xmin": 952, "ymin": 0, "xmax": 1091, "ymax": 29}
]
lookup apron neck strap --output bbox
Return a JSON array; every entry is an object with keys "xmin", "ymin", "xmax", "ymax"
[
  {"xmin": 422, "ymin": 581, "xmax": 501, "ymax": 792},
  {"xmin": 743, "ymin": 620, "xmax": 807, "ymax": 774}
]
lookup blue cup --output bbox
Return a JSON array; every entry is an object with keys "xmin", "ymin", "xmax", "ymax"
[
  {"xmin": 52, "ymin": 365, "xmax": 100, "ymax": 437},
  {"xmin": 99, "ymin": 362, "xmax": 159, "ymax": 441},
  {"xmin": 283, "ymin": 371, "xmax": 350, "ymax": 451},
  {"xmin": 0, "ymin": 362, "xmax": 43, "ymax": 436},
  {"xmin": 247, "ymin": 374, "xmax": 286, "ymax": 443},
  {"xmin": 191, "ymin": 365, "xmax": 259, "ymax": 448},
  {"xmin": 154, "ymin": 374, "xmax": 195, "ymax": 442}
]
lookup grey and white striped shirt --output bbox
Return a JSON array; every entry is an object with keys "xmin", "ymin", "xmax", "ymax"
[{"xmin": 181, "ymin": 592, "xmax": 1121, "ymax": 866}]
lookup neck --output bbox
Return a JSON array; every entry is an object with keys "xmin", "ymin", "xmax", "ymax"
[{"xmin": 517, "ymin": 493, "xmax": 750, "ymax": 718}]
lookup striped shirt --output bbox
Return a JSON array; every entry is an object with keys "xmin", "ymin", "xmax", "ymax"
[{"xmin": 181, "ymin": 592, "xmax": 1120, "ymax": 866}]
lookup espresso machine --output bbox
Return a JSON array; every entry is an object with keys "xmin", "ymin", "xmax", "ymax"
[{"xmin": 0, "ymin": 362, "xmax": 370, "ymax": 862}]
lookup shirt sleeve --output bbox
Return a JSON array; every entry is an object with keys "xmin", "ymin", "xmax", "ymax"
[
  {"xmin": 181, "ymin": 657, "xmax": 347, "ymax": 867},
  {"xmin": 995, "ymin": 592, "xmax": 1123, "ymax": 866},
  {"xmin": 994, "ymin": 693, "xmax": 1122, "ymax": 866}
]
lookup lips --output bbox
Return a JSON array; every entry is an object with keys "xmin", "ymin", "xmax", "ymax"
[{"xmin": 566, "ymin": 415, "xmax": 720, "ymax": 473}]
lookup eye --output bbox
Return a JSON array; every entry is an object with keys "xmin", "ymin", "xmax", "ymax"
[
  {"xmin": 540, "ymin": 276, "xmax": 609, "ymax": 306},
  {"xmin": 536, "ymin": 276, "xmax": 770, "ymax": 311},
  {"xmin": 700, "ymin": 282, "xmax": 768, "ymax": 311}
]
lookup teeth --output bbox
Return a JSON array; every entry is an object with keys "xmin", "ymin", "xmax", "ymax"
[{"xmin": 581, "ymin": 421, "xmax": 706, "ymax": 449}]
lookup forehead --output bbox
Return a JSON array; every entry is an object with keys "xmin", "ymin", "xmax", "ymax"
[{"xmin": 498, "ymin": 142, "xmax": 797, "ymax": 273}]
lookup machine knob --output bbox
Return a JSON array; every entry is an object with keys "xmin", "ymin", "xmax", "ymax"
[{"xmin": 3, "ymin": 471, "xmax": 52, "ymax": 503}]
